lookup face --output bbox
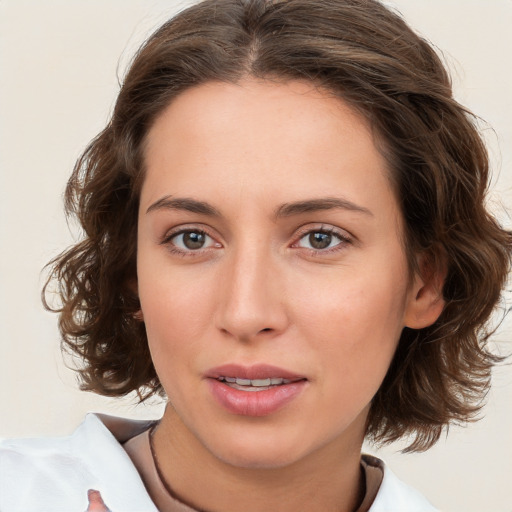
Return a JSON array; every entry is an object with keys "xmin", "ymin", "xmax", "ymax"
[{"xmin": 137, "ymin": 79, "xmax": 429, "ymax": 469}]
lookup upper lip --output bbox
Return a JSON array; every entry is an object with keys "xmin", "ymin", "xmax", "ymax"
[{"xmin": 205, "ymin": 363, "xmax": 307, "ymax": 381}]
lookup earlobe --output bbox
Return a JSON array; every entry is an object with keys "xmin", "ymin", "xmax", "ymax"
[
  {"xmin": 126, "ymin": 277, "xmax": 144, "ymax": 321},
  {"xmin": 404, "ymin": 254, "xmax": 446, "ymax": 329}
]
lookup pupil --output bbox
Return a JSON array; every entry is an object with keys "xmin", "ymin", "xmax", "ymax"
[
  {"xmin": 183, "ymin": 232, "xmax": 205, "ymax": 249},
  {"xmin": 309, "ymin": 232, "xmax": 331, "ymax": 249}
]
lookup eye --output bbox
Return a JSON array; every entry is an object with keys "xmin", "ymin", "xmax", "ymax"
[
  {"xmin": 295, "ymin": 229, "xmax": 350, "ymax": 251},
  {"xmin": 167, "ymin": 229, "xmax": 217, "ymax": 251}
]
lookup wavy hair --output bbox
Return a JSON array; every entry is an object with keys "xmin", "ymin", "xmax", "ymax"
[{"xmin": 44, "ymin": 0, "xmax": 512, "ymax": 451}]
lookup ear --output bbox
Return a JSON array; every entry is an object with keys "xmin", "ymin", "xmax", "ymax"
[
  {"xmin": 133, "ymin": 309, "xmax": 144, "ymax": 322},
  {"xmin": 127, "ymin": 277, "xmax": 144, "ymax": 322},
  {"xmin": 403, "ymin": 252, "xmax": 446, "ymax": 329}
]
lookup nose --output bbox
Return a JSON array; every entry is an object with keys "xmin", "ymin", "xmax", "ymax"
[{"xmin": 215, "ymin": 245, "xmax": 289, "ymax": 342}]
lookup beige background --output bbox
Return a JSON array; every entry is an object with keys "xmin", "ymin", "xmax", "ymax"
[{"xmin": 0, "ymin": 1, "xmax": 511, "ymax": 511}]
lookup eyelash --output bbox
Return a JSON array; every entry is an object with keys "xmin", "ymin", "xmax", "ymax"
[
  {"xmin": 160, "ymin": 227, "xmax": 219, "ymax": 258},
  {"xmin": 160, "ymin": 225, "xmax": 352, "ymax": 257},
  {"xmin": 291, "ymin": 225, "xmax": 352, "ymax": 255}
]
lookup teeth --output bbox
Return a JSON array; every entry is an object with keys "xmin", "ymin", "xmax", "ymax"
[
  {"xmin": 250, "ymin": 378, "xmax": 271, "ymax": 387},
  {"xmin": 218, "ymin": 376, "xmax": 292, "ymax": 387}
]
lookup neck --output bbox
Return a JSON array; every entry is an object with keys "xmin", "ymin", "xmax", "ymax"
[{"xmin": 152, "ymin": 407, "xmax": 366, "ymax": 512}]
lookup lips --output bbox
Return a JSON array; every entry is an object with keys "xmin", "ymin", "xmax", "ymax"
[
  {"xmin": 205, "ymin": 364, "xmax": 307, "ymax": 416},
  {"xmin": 206, "ymin": 363, "xmax": 306, "ymax": 381}
]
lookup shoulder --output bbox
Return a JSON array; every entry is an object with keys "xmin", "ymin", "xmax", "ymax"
[
  {"xmin": 365, "ymin": 455, "xmax": 439, "ymax": 512},
  {"xmin": 0, "ymin": 414, "xmax": 158, "ymax": 512}
]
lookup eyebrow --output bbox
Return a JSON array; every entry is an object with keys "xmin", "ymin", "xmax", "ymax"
[
  {"xmin": 274, "ymin": 197, "xmax": 373, "ymax": 218},
  {"xmin": 146, "ymin": 196, "xmax": 221, "ymax": 216},
  {"xmin": 146, "ymin": 195, "xmax": 373, "ymax": 218}
]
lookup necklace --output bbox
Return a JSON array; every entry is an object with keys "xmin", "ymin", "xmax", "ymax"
[
  {"xmin": 148, "ymin": 424, "xmax": 177, "ymax": 499},
  {"xmin": 148, "ymin": 426, "xmax": 211, "ymax": 512},
  {"xmin": 148, "ymin": 425, "xmax": 372, "ymax": 512}
]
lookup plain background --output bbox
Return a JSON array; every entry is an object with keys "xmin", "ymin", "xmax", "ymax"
[{"xmin": 0, "ymin": 1, "xmax": 511, "ymax": 511}]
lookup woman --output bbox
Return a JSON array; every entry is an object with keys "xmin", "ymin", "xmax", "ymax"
[{"xmin": 1, "ymin": 0, "xmax": 510, "ymax": 511}]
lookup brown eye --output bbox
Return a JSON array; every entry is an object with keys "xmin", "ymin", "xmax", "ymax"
[
  {"xmin": 183, "ymin": 231, "xmax": 206, "ymax": 249},
  {"xmin": 170, "ymin": 230, "xmax": 214, "ymax": 251},
  {"xmin": 309, "ymin": 232, "xmax": 332, "ymax": 249},
  {"xmin": 296, "ymin": 229, "xmax": 349, "ymax": 252}
]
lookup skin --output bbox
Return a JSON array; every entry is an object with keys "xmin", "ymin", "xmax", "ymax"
[
  {"xmin": 86, "ymin": 490, "xmax": 110, "ymax": 511},
  {"xmin": 136, "ymin": 79, "xmax": 444, "ymax": 512}
]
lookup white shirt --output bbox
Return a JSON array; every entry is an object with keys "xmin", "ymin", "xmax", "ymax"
[{"xmin": 0, "ymin": 414, "xmax": 439, "ymax": 512}]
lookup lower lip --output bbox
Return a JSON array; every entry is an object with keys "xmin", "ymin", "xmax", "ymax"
[{"xmin": 207, "ymin": 379, "xmax": 307, "ymax": 417}]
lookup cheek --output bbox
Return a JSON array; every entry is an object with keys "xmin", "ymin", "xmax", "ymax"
[
  {"xmin": 137, "ymin": 254, "xmax": 217, "ymax": 369},
  {"xmin": 139, "ymin": 286, "xmax": 206, "ymax": 401},
  {"xmin": 294, "ymin": 269, "xmax": 408, "ymax": 384},
  {"xmin": 296, "ymin": 268, "xmax": 407, "ymax": 337}
]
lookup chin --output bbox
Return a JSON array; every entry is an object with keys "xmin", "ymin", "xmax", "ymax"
[
  {"xmin": 201, "ymin": 425, "xmax": 317, "ymax": 470},
  {"xmin": 216, "ymin": 444, "xmax": 305, "ymax": 470}
]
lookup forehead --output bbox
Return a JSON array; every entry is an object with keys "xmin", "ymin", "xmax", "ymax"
[
  {"xmin": 146, "ymin": 79, "xmax": 372, "ymax": 144},
  {"xmin": 140, "ymin": 79, "xmax": 399, "ymax": 224}
]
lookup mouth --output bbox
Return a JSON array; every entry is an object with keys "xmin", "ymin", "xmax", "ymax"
[
  {"xmin": 216, "ymin": 376, "xmax": 302, "ymax": 392},
  {"xmin": 205, "ymin": 364, "xmax": 308, "ymax": 416}
]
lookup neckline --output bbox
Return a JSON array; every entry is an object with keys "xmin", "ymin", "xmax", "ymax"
[{"xmin": 125, "ymin": 427, "xmax": 383, "ymax": 512}]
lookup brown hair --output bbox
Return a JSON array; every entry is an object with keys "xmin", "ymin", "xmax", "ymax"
[{"xmin": 44, "ymin": 0, "xmax": 512, "ymax": 451}]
